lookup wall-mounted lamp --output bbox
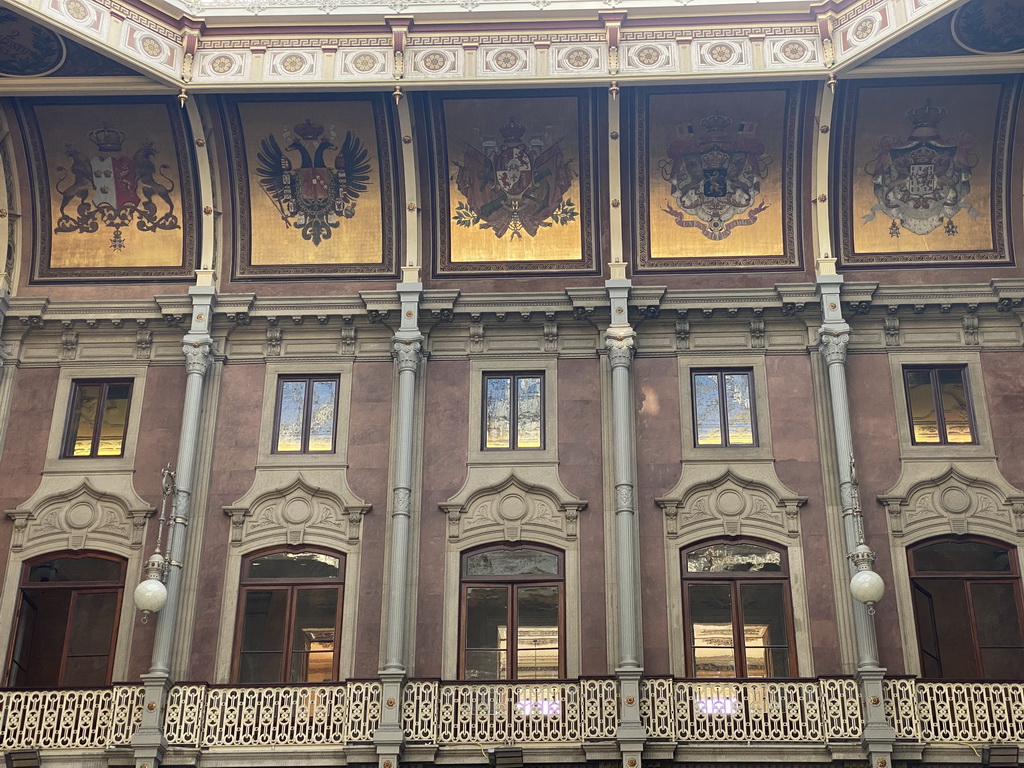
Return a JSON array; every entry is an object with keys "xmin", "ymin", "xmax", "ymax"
[
  {"xmin": 132, "ymin": 465, "xmax": 178, "ymax": 621},
  {"xmin": 846, "ymin": 455, "xmax": 885, "ymax": 609}
]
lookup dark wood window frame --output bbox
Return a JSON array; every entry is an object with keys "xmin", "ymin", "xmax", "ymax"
[
  {"xmin": 691, "ymin": 369, "xmax": 758, "ymax": 448},
  {"xmin": 481, "ymin": 372, "xmax": 545, "ymax": 451},
  {"xmin": 903, "ymin": 365, "xmax": 978, "ymax": 446},
  {"xmin": 6, "ymin": 551, "xmax": 126, "ymax": 688},
  {"xmin": 272, "ymin": 375, "xmax": 340, "ymax": 454},
  {"xmin": 61, "ymin": 379, "xmax": 133, "ymax": 458},
  {"xmin": 233, "ymin": 547, "xmax": 345, "ymax": 684},
  {"xmin": 681, "ymin": 539, "xmax": 797, "ymax": 679},
  {"xmin": 908, "ymin": 536, "xmax": 1024, "ymax": 680},
  {"xmin": 459, "ymin": 542, "xmax": 565, "ymax": 680}
]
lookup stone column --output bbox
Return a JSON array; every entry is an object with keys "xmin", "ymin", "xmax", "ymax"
[
  {"xmin": 375, "ymin": 283, "xmax": 423, "ymax": 768},
  {"xmin": 605, "ymin": 279, "xmax": 645, "ymax": 768},
  {"xmin": 132, "ymin": 281, "xmax": 215, "ymax": 768}
]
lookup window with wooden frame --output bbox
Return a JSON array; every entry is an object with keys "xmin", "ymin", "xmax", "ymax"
[
  {"xmin": 235, "ymin": 549, "xmax": 345, "ymax": 684},
  {"xmin": 682, "ymin": 540, "xmax": 796, "ymax": 678},
  {"xmin": 460, "ymin": 544, "xmax": 564, "ymax": 680},
  {"xmin": 62, "ymin": 380, "xmax": 132, "ymax": 458},
  {"xmin": 692, "ymin": 370, "xmax": 757, "ymax": 447},
  {"xmin": 273, "ymin": 376, "xmax": 340, "ymax": 454},
  {"xmin": 903, "ymin": 366, "xmax": 977, "ymax": 445},
  {"xmin": 6, "ymin": 552, "xmax": 125, "ymax": 687},
  {"xmin": 909, "ymin": 537, "xmax": 1024, "ymax": 680},
  {"xmin": 482, "ymin": 373, "xmax": 544, "ymax": 450}
]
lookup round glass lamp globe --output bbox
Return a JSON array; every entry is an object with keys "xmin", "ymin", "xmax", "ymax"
[
  {"xmin": 134, "ymin": 577, "xmax": 168, "ymax": 613},
  {"xmin": 850, "ymin": 569, "xmax": 885, "ymax": 604}
]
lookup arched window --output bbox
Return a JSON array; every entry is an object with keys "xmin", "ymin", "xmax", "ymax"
[
  {"xmin": 234, "ymin": 549, "xmax": 345, "ymax": 684},
  {"xmin": 682, "ymin": 540, "xmax": 796, "ymax": 678},
  {"xmin": 7, "ymin": 552, "xmax": 126, "ymax": 687},
  {"xmin": 460, "ymin": 544, "xmax": 564, "ymax": 680},
  {"xmin": 909, "ymin": 537, "xmax": 1024, "ymax": 679}
]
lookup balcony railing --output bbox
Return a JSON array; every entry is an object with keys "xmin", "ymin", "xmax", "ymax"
[
  {"xmin": 0, "ymin": 685, "xmax": 143, "ymax": 750},
  {"xmin": 884, "ymin": 679, "xmax": 1024, "ymax": 744}
]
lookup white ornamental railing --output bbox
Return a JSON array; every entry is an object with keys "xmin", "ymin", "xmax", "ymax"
[
  {"xmin": 164, "ymin": 681, "xmax": 381, "ymax": 747},
  {"xmin": 884, "ymin": 679, "xmax": 1024, "ymax": 744},
  {"xmin": 0, "ymin": 685, "xmax": 143, "ymax": 750},
  {"xmin": 640, "ymin": 678, "xmax": 863, "ymax": 743}
]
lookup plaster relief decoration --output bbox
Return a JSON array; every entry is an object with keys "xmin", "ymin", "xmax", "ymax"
[
  {"xmin": 6, "ymin": 480, "xmax": 154, "ymax": 553},
  {"xmin": 879, "ymin": 465, "xmax": 1024, "ymax": 539},
  {"xmin": 657, "ymin": 469, "xmax": 806, "ymax": 541},
  {"xmin": 19, "ymin": 97, "xmax": 196, "ymax": 282},
  {"xmin": 0, "ymin": 10, "xmax": 67, "ymax": 77},
  {"xmin": 426, "ymin": 90, "xmax": 597, "ymax": 275},
  {"xmin": 632, "ymin": 84, "xmax": 803, "ymax": 272},
  {"xmin": 45, "ymin": 0, "xmax": 107, "ymax": 40},
  {"xmin": 836, "ymin": 77, "xmax": 1018, "ymax": 267},
  {"xmin": 952, "ymin": 0, "xmax": 1024, "ymax": 54},
  {"xmin": 224, "ymin": 474, "xmax": 370, "ymax": 548},
  {"xmin": 441, "ymin": 473, "xmax": 586, "ymax": 544},
  {"xmin": 223, "ymin": 94, "xmax": 398, "ymax": 279}
]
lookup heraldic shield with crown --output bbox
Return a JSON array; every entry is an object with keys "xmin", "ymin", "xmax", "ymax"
[
  {"xmin": 660, "ymin": 111, "xmax": 772, "ymax": 241},
  {"xmin": 53, "ymin": 125, "xmax": 180, "ymax": 251},
  {"xmin": 452, "ymin": 117, "xmax": 578, "ymax": 240},
  {"xmin": 256, "ymin": 118, "xmax": 372, "ymax": 246},
  {"xmin": 863, "ymin": 100, "xmax": 979, "ymax": 238}
]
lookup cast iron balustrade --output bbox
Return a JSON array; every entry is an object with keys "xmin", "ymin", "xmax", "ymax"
[
  {"xmin": 0, "ymin": 685, "xmax": 143, "ymax": 750},
  {"xmin": 883, "ymin": 678, "xmax": 1024, "ymax": 743}
]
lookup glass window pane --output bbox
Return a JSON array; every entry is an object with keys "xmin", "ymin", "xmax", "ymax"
[
  {"xmin": 465, "ymin": 586, "xmax": 508, "ymax": 679},
  {"xmin": 68, "ymin": 384, "xmax": 100, "ymax": 456},
  {"xmin": 239, "ymin": 652, "xmax": 285, "ymax": 684},
  {"xmin": 516, "ymin": 377, "xmax": 542, "ymax": 449},
  {"xmin": 465, "ymin": 548, "xmax": 559, "ymax": 577},
  {"xmin": 96, "ymin": 383, "xmax": 130, "ymax": 456},
  {"xmin": 689, "ymin": 583, "xmax": 735, "ymax": 677},
  {"xmin": 247, "ymin": 551, "xmax": 341, "ymax": 580},
  {"xmin": 906, "ymin": 370, "xmax": 939, "ymax": 443},
  {"xmin": 687, "ymin": 543, "xmax": 782, "ymax": 574},
  {"xmin": 937, "ymin": 369, "xmax": 974, "ymax": 443},
  {"xmin": 241, "ymin": 589, "xmax": 288, "ymax": 652},
  {"xmin": 971, "ymin": 582, "xmax": 1024, "ymax": 647},
  {"xmin": 724, "ymin": 374, "xmax": 754, "ymax": 445},
  {"xmin": 516, "ymin": 586, "xmax": 559, "ymax": 679},
  {"xmin": 28, "ymin": 556, "xmax": 123, "ymax": 583},
  {"xmin": 291, "ymin": 588, "xmax": 338, "ymax": 683},
  {"xmin": 980, "ymin": 648, "xmax": 1024, "ymax": 679},
  {"xmin": 67, "ymin": 592, "xmax": 119, "ymax": 657},
  {"xmin": 276, "ymin": 380, "xmax": 308, "ymax": 452},
  {"xmin": 12, "ymin": 589, "xmax": 71, "ymax": 687},
  {"xmin": 740, "ymin": 583, "xmax": 789, "ymax": 677},
  {"xmin": 64, "ymin": 656, "xmax": 112, "ymax": 688},
  {"xmin": 913, "ymin": 542, "xmax": 1011, "ymax": 573},
  {"xmin": 485, "ymin": 377, "xmax": 512, "ymax": 449},
  {"xmin": 694, "ymin": 374, "xmax": 723, "ymax": 446},
  {"xmin": 307, "ymin": 380, "xmax": 337, "ymax": 452}
]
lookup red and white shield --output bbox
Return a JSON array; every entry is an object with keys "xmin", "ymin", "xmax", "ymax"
[{"xmin": 494, "ymin": 147, "xmax": 533, "ymax": 196}]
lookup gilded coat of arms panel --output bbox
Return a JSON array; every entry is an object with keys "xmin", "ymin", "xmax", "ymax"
[
  {"xmin": 225, "ymin": 95, "xmax": 398, "ymax": 279},
  {"xmin": 21, "ymin": 98, "xmax": 196, "ymax": 282},
  {"xmin": 427, "ymin": 92, "xmax": 597, "ymax": 275},
  {"xmin": 632, "ymin": 85, "xmax": 803, "ymax": 273},
  {"xmin": 836, "ymin": 78, "xmax": 1017, "ymax": 267}
]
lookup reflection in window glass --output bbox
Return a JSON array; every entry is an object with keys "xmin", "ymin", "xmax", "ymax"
[
  {"xmin": 693, "ymin": 371, "xmax": 756, "ymax": 447},
  {"xmin": 274, "ymin": 376, "xmax": 339, "ymax": 454},
  {"xmin": 466, "ymin": 548, "xmax": 560, "ymax": 577},
  {"xmin": 904, "ymin": 367, "xmax": 975, "ymax": 445},
  {"xmin": 687, "ymin": 543, "xmax": 781, "ymax": 573},
  {"xmin": 483, "ymin": 374, "xmax": 544, "ymax": 450},
  {"xmin": 64, "ymin": 381, "xmax": 132, "ymax": 458}
]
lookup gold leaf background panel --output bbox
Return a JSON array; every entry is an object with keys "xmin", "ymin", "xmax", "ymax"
[
  {"xmin": 851, "ymin": 83, "xmax": 998, "ymax": 256},
  {"xmin": 646, "ymin": 89, "xmax": 788, "ymax": 261},
  {"xmin": 238, "ymin": 100, "xmax": 384, "ymax": 266},
  {"xmin": 37, "ymin": 103, "xmax": 185, "ymax": 269},
  {"xmin": 444, "ymin": 96, "xmax": 583, "ymax": 263}
]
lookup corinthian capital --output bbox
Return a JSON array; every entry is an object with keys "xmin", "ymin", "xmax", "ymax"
[
  {"xmin": 392, "ymin": 338, "xmax": 423, "ymax": 371},
  {"xmin": 818, "ymin": 331, "xmax": 849, "ymax": 365},
  {"xmin": 182, "ymin": 341, "xmax": 212, "ymax": 375},
  {"xmin": 605, "ymin": 332, "xmax": 635, "ymax": 368}
]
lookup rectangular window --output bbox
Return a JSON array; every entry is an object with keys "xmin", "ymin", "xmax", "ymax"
[
  {"xmin": 273, "ymin": 376, "xmax": 339, "ymax": 453},
  {"xmin": 692, "ymin": 370, "xmax": 756, "ymax": 447},
  {"xmin": 62, "ymin": 380, "xmax": 132, "ymax": 458},
  {"xmin": 904, "ymin": 366, "xmax": 976, "ymax": 445},
  {"xmin": 483, "ymin": 373, "xmax": 543, "ymax": 450}
]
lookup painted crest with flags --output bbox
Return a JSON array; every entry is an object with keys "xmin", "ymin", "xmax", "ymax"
[
  {"xmin": 863, "ymin": 100, "xmax": 979, "ymax": 237},
  {"xmin": 53, "ymin": 125, "xmax": 179, "ymax": 251},
  {"xmin": 256, "ymin": 118, "xmax": 372, "ymax": 246},
  {"xmin": 452, "ymin": 117, "xmax": 578, "ymax": 240},
  {"xmin": 660, "ymin": 112, "xmax": 772, "ymax": 241}
]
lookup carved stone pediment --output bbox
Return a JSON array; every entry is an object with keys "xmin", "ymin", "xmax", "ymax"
[
  {"xmin": 657, "ymin": 466, "xmax": 806, "ymax": 541},
  {"xmin": 879, "ymin": 463, "xmax": 1024, "ymax": 540},
  {"xmin": 224, "ymin": 472, "xmax": 370, "ymax": 548},
  {"xmin": 6, "ymin": 479, "xmax": 154, "ymax": 552},
  {"xmin": 440, "ymin": 470, "xmax": 586, "ymax": 543}
]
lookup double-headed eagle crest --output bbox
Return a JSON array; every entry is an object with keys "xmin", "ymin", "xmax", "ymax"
[
  {"xmin": 257, "ymin": 118, "xmax": 371, "ymax": 246},
  {"xmin": 53, "ymin": 126, "xmax": 179, "ymax": 251},
  {"xmin": 863, "ymin": 101, "xmax": 978, "ymax": 238},
  {"xmin": 452, "ymin": 117, "xmax": 577, "ymax": 240},
  {"xmin": 661, "ymin": 112, "xmax": 772, "ymax": 241}
]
